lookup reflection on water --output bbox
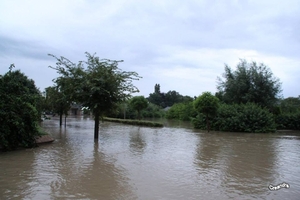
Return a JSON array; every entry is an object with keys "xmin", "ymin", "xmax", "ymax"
[{"xmin": 1, "ymin": 117, "xmax": 300, "ymax": 200}]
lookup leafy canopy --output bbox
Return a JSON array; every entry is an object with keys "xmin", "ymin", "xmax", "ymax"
[
  {"xmin": 0, "ymin": 69, "xmax": 42, "ymax": 150},
  {"xmin": 217, "ymin": 59, "xmax": 282, "ymax": 108},
  {"xmin": 129, "ymin": 96, "xmax": 148, "ymax": 119},
  {"xmin": 194, "ymin": 92, "xmax": 220, "ymax": 116},
  {"xmin": 49, "ymin": 52, "xmax": 141, "ymax": 115},
  {"xmin": 49, "ymin": 52, "xmax": 141, "ymax": 138},
  {"xmin": 130, "ymin": 96, "xmax": 148, "ymax": 112},
  {"xmin": 194, "ymin": 91, "xmax": 220, "ymax": 132}
]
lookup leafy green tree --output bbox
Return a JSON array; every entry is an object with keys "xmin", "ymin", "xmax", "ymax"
[
  {"xmin": 44, "ymin": 86, "xmax": 71, "ymax": 126},
  {"xmin": 279, "ymin": 96, "xmax": 300, "ymax": 114},
  {"xmin": 194, "ymin": 92, "xmax": 219, "ymax": 132},
  {"xmin": 166, "ymin": 102, "xmax": 196, "ymax": 121},
  {"xmin": 275, "ymin": 95, "xmax": 300, "ymax": 130},
  {"xmin": 217, "ymin": 59, "xmax": 282, "ymax": 108},
  {"xmin": 129, "ymin": 96, "xmax": 148, "ymax": 120},
  {"xmin": 148, "ymin": 83, "xmax": 193, "ymax": 108},
  {"xmin": 0, "ymin": 67, "xmax": 42, "ymax": 150},
  {"xmin": 148, "ymin": 84, "xmax": 163, "ymax": 107},
  {"xmin": 49, "ymin": 52, "xmax": 140, "ymax": 139},
  {"xmin": 142, "ymin": 103, "xmax": 165, "ymax": 118}
]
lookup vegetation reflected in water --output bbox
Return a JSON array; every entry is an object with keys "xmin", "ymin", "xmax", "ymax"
[{"xmin": 0, "ymin": 117, "xmax": 300, "ymax": 200}]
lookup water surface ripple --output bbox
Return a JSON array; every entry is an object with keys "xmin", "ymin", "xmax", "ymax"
[{"xmin": 1, "ymin": 117, "xmax": 300, "ymax": 200}]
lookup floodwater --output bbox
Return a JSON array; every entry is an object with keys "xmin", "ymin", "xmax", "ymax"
[{"xmin": 1, "ymin": 117, "xmax": 300, "ymax": 200}]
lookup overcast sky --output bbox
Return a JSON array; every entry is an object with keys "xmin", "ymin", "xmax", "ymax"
[{"xmin": 1, "ymin": 0, "xmax": 299, "ymax": 98}]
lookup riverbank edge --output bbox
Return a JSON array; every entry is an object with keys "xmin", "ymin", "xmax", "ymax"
[
  {"xmin": 0, "ymin": 135, "xmax": 54, "ymax": 151},
  {"xmin": 35, "ymin": 134, "xmax": 55, "ymax": 144},
  {"xmin": 103, "ymin": 117, "xmax": 164, "ymax": 127}
]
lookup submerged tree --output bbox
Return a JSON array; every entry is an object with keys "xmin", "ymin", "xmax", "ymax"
[
  {"xmin": 44, "ymin": 86, "xmax": 70, "ymax": 126},
  {"xmin": 129, "ymin": 96, "xmax": 148, "ymax": 120},
  {"xmin": 217, "ymin": 59, "xmax": 282, "ymax": 108},
  {"xmin": 194, "ymin": 92, "xmax": 219, "ymax": 132},
  {"xmin": 49, "ymin": 52, "xmax": 141, "ymax": 139}
]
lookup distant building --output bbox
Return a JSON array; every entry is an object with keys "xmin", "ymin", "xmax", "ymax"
[{"xmin": 68, "ymin": 103, "xmax": 82, "ymax": 116}]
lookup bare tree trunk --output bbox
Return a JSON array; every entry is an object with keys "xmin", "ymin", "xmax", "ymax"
[
  {"xmin": 64, "ymin": 115, "xmax": 67, "ymax": 127},
  {"xmin": 59, "ymin": 113, "xmax": 63, "ymax": 127},
  {"xmin": 94, "ymin": 113, "xmax": 100, "ymax": 139},
  {"xmin": 123, "ymin": 104, "xmax": 126, "ymax": 119},
  {"xmin": 206, "ymin": 113, "xmax": 210, "ymax": 132}
]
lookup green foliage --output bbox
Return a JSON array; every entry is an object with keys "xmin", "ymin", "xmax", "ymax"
[
  {"xmin": 49, "ymin": 52, "xmax": 141, "ymax": 138},
  {"xmin": 44, "ymin": 86, "xmax": 71, "ymax": 126},
  {"xmin": 193, "ymin": 92, "xmax": 219, "ymax": 132},
  {"xmin": 275, "ymin": 113, "xmax": 300, "ymax": 130},
  {"xmin": 129, "ymin": 96, "xmax": 148, "ymax": 120},
  {"xmin": 166, "ymin": 102, "xmax": 196, "ymax": 121},
  {"xmin": 274, "ymin": 96, "xmax": 300, "ymax": 130},
  {"xmin": 147, "ymin": 83, "xmax": 193, "ymax": 108},
  {"xmin": 192, "ymin": 103, "xmax": 276, "ymax": 133},
  {"xmin": 142, "ymin": 103, "xmax": 165, "ymax": 118},
  {"xmin": 279, "ymin": 96, "xmax": 300, "ymax": 114},
  {"xmin": 194, "ymin": 92, "xmax": 220, "ymax": 116},
  {"xmin": 0, "ymin": 69, "xmax": 41, "ymax": 150},
  {"xmin": 217, "ymin": 59, "xmax": 282, "ymax": 108}
]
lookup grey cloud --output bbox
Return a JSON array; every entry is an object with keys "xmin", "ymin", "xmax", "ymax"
[{"xmin": 0, "ymin": 35, "xmax": 58, "ymax": 61}]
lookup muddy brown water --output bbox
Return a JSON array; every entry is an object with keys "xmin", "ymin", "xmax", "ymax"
[{"xmin": 1, "ymin": 117, "xmax": 300, "ymax": 200}]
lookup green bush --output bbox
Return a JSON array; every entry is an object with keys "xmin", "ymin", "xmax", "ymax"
[
  {"xmin": 166, "ymin": 102, "xmax": 197, "ymax": 121},
  {"xmin": 142, "ymin": 103, "xmax": 165, "ymax": 118},
  {"xmin": 0, "ymin": 69, "xmax": 41, "ymax": 150},
  {"xmin": 192, "ymin": 103, "xmax": 276, "ymax": 133},
  {"xmin": 275, "ymin": 113, "xmax": 300, "ymax": 130}
]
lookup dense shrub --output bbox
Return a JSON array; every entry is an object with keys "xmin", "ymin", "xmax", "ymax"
[
  {"xmin": 275, "ymin": 113, "xmax": 300, "ymax": 130},
  {"xmin": 166, "ymin": 102, "xmax": 197, "ymax": 121},
  {"xmin": 142, "ymin": 103, "xmax": 165, "ymax": 118},
  {"xmin": 0, "ymin": 69, "xmax": 41, "ymax": 150},
  {"xmin": 192, "ymin": 103, "xmax": 276, "ymax": 133}
]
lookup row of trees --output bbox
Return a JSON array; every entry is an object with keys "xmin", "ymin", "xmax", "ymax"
[
  {"xmin": 166, "ymin": 60, "xmax": 299, "ymax": 132},
  {"xmin": 45, "ymin": 58, "xmax": 298, "ymax": 133},
  {"xmin": 48, "ymin": 52, "xmax": 141, "ymax": 139},
  {"xmin": 0, "ymin": 51, "xmax": 144, "ymax": 149},
  {"xmin": 1, "ymin": 57, "xmax": 298, "ymax": 150},
  {"xmin": 147, "ymin": 84, "xmax": 194, "ymax": 108}
]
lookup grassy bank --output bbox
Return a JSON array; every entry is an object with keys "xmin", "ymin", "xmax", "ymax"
[{"xmin": 103, "ymin": 117, "xmax": 164, "ymax": 127}]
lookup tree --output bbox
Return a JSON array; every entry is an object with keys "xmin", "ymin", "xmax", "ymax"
[
  {"xmin": 279, "ymin": 96, "xmax": 300, "ymax": 114},
  {"xmin": 0, "ymin": 67, "xmax": 42, "ymax": 150},
  {"xmin": 165, "ymin": 90, "xmax": 182, "ymax": 107},
  {"xmin": 154, "ymin": 83, "xmax": 160, "ymax": 93},
  {"xmin": 147, "ymin": 83, "xmax": 193, "ymax": 108},
  {"xmin": 217, "ymin": 59, "xmax": 282, "ymax": 108},
  {"xmin": 44, "ymin": 86, "xmax": 70, "ymax": 126},
  {"xmin": 148, "ymin": 84, "xmax": 163, "ymax": 107},
  {"xmin": 129, "ymin": 96, "xmax": 148, "ymax": 120},
  {"xmin": 166, "ymin": 102, "xmax": 197, "ymax": 121},
  {"xmin": 194, "ymin": 92, "xmax": 219, "ymax": 132},
  {"xmin": 49, "ymin": 52, "xmax": 141, "ymax": 139}
]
